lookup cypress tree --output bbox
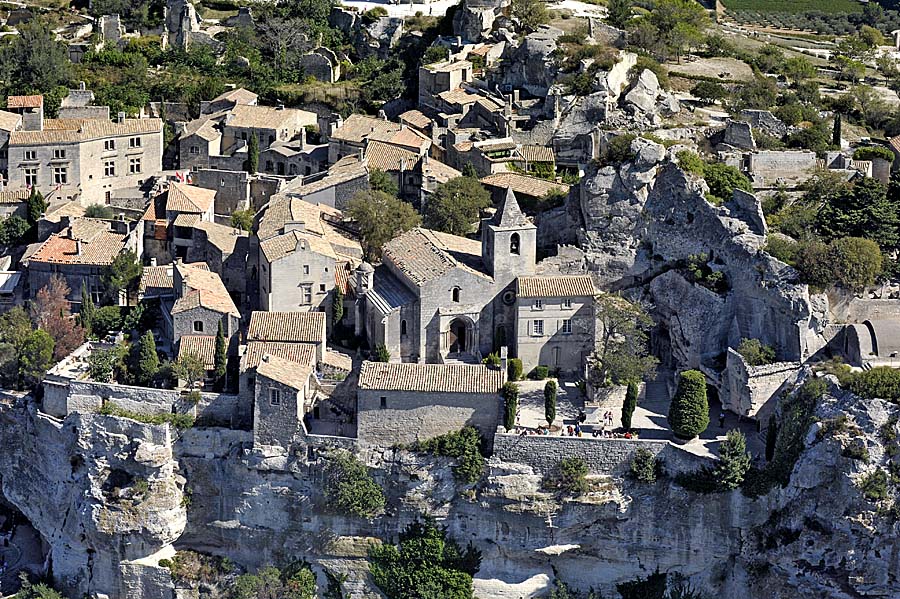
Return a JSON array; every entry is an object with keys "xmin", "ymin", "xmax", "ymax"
[
  {"xmin": 80, "ymin": 280, "xmax": 95, "ymax": 337},
  {"xmin": 214, "ymin": 322, "xmax": 226, "ymax": 392},
  {"xmin": 668, "ymin": 370, "xmax": 709, "ymax": 439},
  {"xmin": 332, "ymin": 286, "xmax": 344, "ymax": 328},
  {"xmin": 136, "ymin": 330, "xmax": 159, "ymax": 386},
  {"xmin": 833, "ymin": 113, "xmax": 842, "ymax": 147},
  {"xmin": 544, "ymin": 379, "xmax": 557, "ymax": 426},
  {"xmin": 622, "ymin": 380, "xmax": 638, "ymax": 431},
  {"xmin": 502, "ymin": 382, "xmax": 519, "ymax": 431},
  {"xmin": 714, "ymin": 429, "xmax": 752, "ymax": 490},
  {"xmin": 246, "ymin": 133, "xmax": 259, "ymax": 174},
  {"xmin": 765, "ymin": 414, "xmax": 778, "ymax": 462}
]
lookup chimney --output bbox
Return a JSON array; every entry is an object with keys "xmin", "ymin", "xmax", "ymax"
[
  {"xmin": 117, "ymin": 111, "xmax": 126, "ymax": 123},
  {"xmin": 284, "ymin": 220, "xmax": 306, "ymax": 233},
  {"xmin": 277, "ymin": 104, "xmax": 285, "ymax": 111},
  {"xmin": 499, "ymin": 346, "xmax": 508, "ymax": 376},
  {"xmin": 378, "ymin": 110, "xmax": 387, "ymax": 121},
  {"xmin": 150, "ymin": 257, "xmax": 158, "ymax": 267},
  {"xmin": 75, "ymin": 239, "xmax": 83, "ymax": 255},
  {"xmin": 79, "ymin": 81, "xmax": 86, "ymax": 91}
]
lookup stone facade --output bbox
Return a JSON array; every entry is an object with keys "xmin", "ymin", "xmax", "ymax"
[
  {"xmin": 722, "ymin": 348, "xmax": 802, "ymax": 419},
  {"xmin": 173, "ymin": 304, "xmax": 239, "ymax": 349},
  {"xmin": 259, "ymin": 230, "xmax": 337, "ymax": 313},
  {"xmin": 514, "ymin": 290, "xmax": 594, "ymax": 374},
  {"xmin": 358, "ymin": 387, "xmax": 502, "ymax": 447},
  {"xmin": 252, "ymin": 369, "xmax": 313, "ymax": 447}
]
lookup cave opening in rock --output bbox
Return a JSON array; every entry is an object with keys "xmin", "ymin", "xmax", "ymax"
[{"xmin": 0, "ymin": 488, "xmax": 51, "ymax": 595}]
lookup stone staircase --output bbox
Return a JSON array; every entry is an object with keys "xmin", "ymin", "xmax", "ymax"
[{"xmin": 644, "ymin": 380, "xmax": 669, "ymax": 404}]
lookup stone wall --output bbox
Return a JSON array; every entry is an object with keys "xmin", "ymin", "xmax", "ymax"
[
  {"xmin": 722, "ymin": 348, "xmax": 802, "ymax": 419},
  {"xmin": 492, "ymin": 432, "xmax": 710, "ymax": 476}
]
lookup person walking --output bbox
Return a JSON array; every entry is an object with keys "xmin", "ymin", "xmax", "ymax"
[{"xmin": 719, "ymin": 411, "xmax": 726, "ymax": 428}]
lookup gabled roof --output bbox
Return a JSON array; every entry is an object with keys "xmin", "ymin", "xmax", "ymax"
[
  {"xmin": 399, "ymin": 109, "xmax": 432, "ymax": 130},
  {"xmin": 381, "ymin": 227, "xmax": 488, "ymax": 286},
  {"xmin": 516, "ymin": 275, "xmax": 596, "ymax": 298},
  {"xmin": 7, "ymin": 95, "xmax": 42, "ymax": 109},
  {"xmin": 165, "ymin": 182, "xmax": 216, "ymax": 214},
  {"xmin": 256, "ymin": 353, "xmax": 314, "ymax": 391},
  {"xmin": 173, "ymin": 262, "xmax": 239, "ymax": 317},
  {"xmin": 490, "ymin": 187, "xmax": 530, "ymax": 228},
  {"xmin": 365, "ymin": 140, "xmax": 420, "ymax": 173},
  {"xmin": 0, "ymin": 110, "xmax": 21, "ymax": 132},
  {"xmin": 139, "ymin": 265, "xmax": 174, "ymax": 295},
  {"xmin": 241, "ymin": 341, "xmax": 317, "ymax": 370},
  {"xmin": 330, "ymin": 114, "xmax": 401, "ymax": 144},
  {"xmin": 358, "ymin": 360, "xmax": 504, "ymax": 394},
  {"xmin": 480, "ymin": 172, "xmax": 569, "ymax": 199},
  {"xmin": 369, "ymin": 125, "xmax": 431, "ymax": 152},
  {"xmin": 10, "ymin": 117, "xmax": 161, "ymax": 145},
  {"xmin": 194, "ymin": 220, "xmax": 246, "ymax": 255},
  {"xmin": 178, "ymin": 335, "xmax": 216, "ymax": 369},
  {"xmin": 260, "ymin": 228, "xmax": 338, "ymax": 263},
  {"xmin": 247, "ymin": 311, "xmax": 326, "ymax": 344},
  {"xmin": 227, "ymin": 104, "xmax": 316, "ymax": 130},
  {"xmin": 27, "ymin": 220, "xmax": 126, "ymax": 266},
  {"xmin": 211, "ymin": 87, "xmax": 258, "ymax": 106}
]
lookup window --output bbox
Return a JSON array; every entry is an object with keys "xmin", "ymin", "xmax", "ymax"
[
  {"xmin": 24, "ymin": 150, "xmax": 36, "ymax": 161},
  {"xmin": 129, "ymin": 158, "xmax": 142, "ymax": 174},
  {"xmin": 319, "ymin": 284, "xmax": 326, "ymax": 292},
  {"xmin": 129, "ymin": 137, "xmax": 141, "ymax": 148},
  {"xmin": 562, "ymin": 298, "xmax": 572, "ymax": 309},
  {"xmin": 269, "ymin": 135, "xmax": 275, "ymax": 145},
  {"xmin": 401, "ymin": 320, "xmax": 407, "ymax": 336},
  {"xmin": 269, "ymin": 388, "xmax": 282, "ymax": 406},
  {"xmin": 53, "ymin": 149, "xmax": 66, "ymax": 160},
  {"xmin": 533, "ymin": 320, "xmax": 544, "ymax": 336},
  {"xmin": 193, "ymin": 320, "xmax": 203, "ymax": 333},
  {"xmin": 265, "ymin": 161, "xmax": 274, "ymax": 171},
  {"xmin": 561, "ymin": 319, "xmax": 572, "ymax": 334},
  {"xmin": 510, "ymin": 232, "xmax": 520, "ymax": 255},
  {"xmin": 190, "ymin": 145, "xmax": 199, "ymax": 155},
  {"xmin": 241, "ymin": 132, "xmax": 247, "ymax": 141},
  {"xmin": 301, "ymin": 284, "xmax": 312, "ymax": 304},
  {"xmin": 104, "ymin": 139, "xmax": 115, "ymax": 151},
  {"xmin": 53, "ymin": 167, "xmax": 67, "ymax": 185},
  {"xmin": 24, "ymin": 168, "xmax": 38, "ymax": 187},
  {"xmin": 104, "ymin": 160, "xmax": 115, "ymax": 177},
  {"xmin": 452, "ymin": 287, "xmax": 461, "ymax": 302},
  {"xmin": 303, "ymin": 265, "xmax": 309, "ymax": 275},
  {"xmin": 533, "ymin": 299, "xmax": 543, "ymax": 310},
  {"xmin": 379, "ymin": 396, "xmax": 387, "ymax": 409}
]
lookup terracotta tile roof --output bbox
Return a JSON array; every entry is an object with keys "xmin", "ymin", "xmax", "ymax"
[
  {"xmin": 330, "ymin": 114, "xmax": 400, "ymax": 144},
  {"xmin": 382, "ymin": 227, "xmax": 487, "ymax": 286},
  {"xmin": 241, "ymin": 341, "xmax": 317, "ymax": 370},
  {"xmin": 0, "ymin": 110, "xmax": 21, "ymax": 132},
  {"xmin": 516, "ymin": 144, "xmax": 555, "ymax": 164},
  {"xmin": 211, "ymin": 87, "xmax": 258, "ymax": 106},
  {"xmin": 256, "ymin": 353, "xmax": 314, "ymax": 391},
  {"xmin": 480, "ymin": 172, "xmax": 569, "ymax": 199},
  {"xmin": 42, "ymin": 200, "xmax": 86, "ymax": 224},
  {"xmin": 173, "ymin": 263, "xmax": 239, "ymax": 316},
  {"xmin": 178, "ymin": 335, "xmax": 216, "ymax": 369},
  {"xmin": 420, "ymin": 158, "xmax": 461, "ymax": 184},
  {"xmin": 335, "ymin": 261, "xmax": 352, "ymax": 295},
  {"xmin": 260, "ymin": 228, "xmax": 337, "ymax": 263},
  {"xmin": 27, "ymin": 222, "xmax": 127, "ymax": 266},
  {"xmin": 0, "ymin": 188, "xmax": 30, "ymax": 204},
  {"xmin": 9, "ymin": 117, "xmax": 162, "ymax": 145},
  {"xmin": 516, "ymin": 275, "xmax": 596, "ymax": 298},
  {"xmin": 369, "ymin": 126, "xmax": 431, "ymax": 152},
  {"xmin": 424, "ymin": 59, "xmax": 473, "ymax": 73},
  {"xmin": 173, "ymin": 213, "xmax": 201, "ymax": 228},
  {"xmin": 438, "ymin": 87, "xmax": 479, "ymax": 106},
  {"xmin": 365, "ymin": 140, "xmax": 421, "ymax": 172},
  {"xmin": 139, "ymin": 265, "xmax": 174, "ymax": 294},
  {"xmin": 227, "ymin": 104, "xmax": 316, "ymax": 130},
  {"xmin": 257, "ymin": 195, "xmax": 361, "ymax": 259},
  {"xmin": 247, "ymin": 311, "xmax": 326, "ymax": 344},
  {"xmin": 7, "ymin": 95, "xmax": 42, "ymax": 109},
  {"xmin": 165, "ymin": 182, "xmax": 216, "ymax": 214},
  {"xmin": 358, "ymin": 360, "xmax": 504, "ymax": 393},
  {"xmin": 889, "ymin": 135, "xmax": 900, "ymax": 155},
  {"xmin": 399, "ymin": 109, "xmax": 432, "ymax": 130},
  {"xmin": 475, "ymin": 138, "xmax": 516, "ymax": 152},
  {"xmin": 194, "ymin": 220, "xmax": 246, "ymax": 254}
]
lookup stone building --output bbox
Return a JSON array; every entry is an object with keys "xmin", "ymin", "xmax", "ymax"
[
  {"xmin": 0, "ymin": 109, "xmax": 22, "ymax": 184},
  {"xmin": 170, "ymin": 262, "xmax": 240, "ymax": 351},
  {"xmin": 355, "ymin": 187, "xmax": 536, "ymax": 363},
  {"xmin": 299, "ymin": 47, "xmax": 342, "ymax": 83},
  {"xmin": 25, "ymin": 217, "xmax": 140, "ymax": 305},
  {"xmin": 256, "ymin": 191, "xmax": 362, "ymax": 315},
  {"xmin": 6, "ymin": 99, "xmax": 163, "ymax": 203},
  {"xmin": 326, "ymin": 114, "xmax": 401, "ymax": 164},
  {"xmin": 176, "ymin": 220, "xmax": 249, "ymax": 305},
  {"xmin": 247, "ymin": 311, "xmax": 327, "ymax": 364},
  {"xmin": 514, "ymin": 275, "xmax": 596, "ymax": 374},
  {"xmin": 418, "ymin": 60, "xmax": 474, "ymax": 112},
  {"xmin": 356, "ymin": 360, "xmax": 504, "ymax": 446},
  {"xmin": 269, "ymin": 155, "xmax": 370, "ymax": 211},
  {"xmin": 252, "ymin": 353, "xmax": 317, "ymax": 447}
]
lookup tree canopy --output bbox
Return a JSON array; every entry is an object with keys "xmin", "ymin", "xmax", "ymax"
[
  {"xmin": 347, "ymin": 190, "xmax": 421, "ymax": 261},
  {"xmin": 102, "ymin": 249, "xmax": 142, "ymax": 305},
  {"xmin": 591, "ymin": 294, "xmax": 658, "ymax": 387},
  {"xmin": 423, "ymin": 177, "xmax": 491, "ymax": 236}
]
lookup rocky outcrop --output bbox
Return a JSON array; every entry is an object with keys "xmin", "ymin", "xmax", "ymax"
[
  {"xmin": 498, "ymin": 25, "xmax": 565, "ymax": 97},
  {"xmin": 578, "ymin": 142, "xmax": 828, "ymax": 364},
  {"xmin": 0, "ymin": 402, "xmax": 185, "ymax": 598}
]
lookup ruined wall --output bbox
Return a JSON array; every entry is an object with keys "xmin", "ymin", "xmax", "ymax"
[{"xmin": 723, "ymin": 348, "xmax": 802, "ymax": 419}]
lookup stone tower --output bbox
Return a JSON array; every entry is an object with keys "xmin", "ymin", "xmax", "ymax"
[{"xmin": 481, "ymin": 187, "xmax": 536, "ymax": 281}]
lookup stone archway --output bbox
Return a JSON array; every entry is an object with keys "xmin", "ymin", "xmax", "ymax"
[{"xmin": 449, "ymin": 318, "xmax": 469, "ymax": 354}]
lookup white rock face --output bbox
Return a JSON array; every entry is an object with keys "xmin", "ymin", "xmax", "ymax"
[{"xmin": 625, "ymin": 69, "xmax": 660, "ymax": 113}]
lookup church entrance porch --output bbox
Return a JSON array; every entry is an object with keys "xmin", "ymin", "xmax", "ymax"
[{"xmin": 441, "ymin": 315, "xmax": 478, "ymax": 362}]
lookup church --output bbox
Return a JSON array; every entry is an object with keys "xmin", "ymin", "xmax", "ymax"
[{"xmin": 354, "ymin": 188, "xmax": 596, "ymax": 373}]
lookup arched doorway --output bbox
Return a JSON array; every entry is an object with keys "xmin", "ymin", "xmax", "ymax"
[{"xmin": 448, "ymin": 318, "xmax": 468, "ymax": 354}]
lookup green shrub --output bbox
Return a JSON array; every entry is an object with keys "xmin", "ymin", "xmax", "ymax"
[
  {"xmin": 322, "ymin": 451, "xmax": 385, "ymax": 517},
  {"xmin": 668, "ymin": 370, "xmax": 709, "ymax": 439},
  {"xmin": 859, "ymin": 469, "xmax": 889, "ymax": 502},
  {"xmin": 737, "ymin": 338, "xmax": 776, "ymax": 366},
  {"xmin": 508, "ymin": 358, "xmax": 523, "ymax": 381},
  {"xmin": 714, "ymin": 429, "xmax": 752, "ymax": 490},
  {"xmin": 853, "ymin": 146, "xmax": 895, "ymax": 162},
  {"xmin": 630, "ymin": 447, "xmax": 657, "ymax": 483},
  {"xmin": 849, "ymin": 366, "xmax": 900, "ymax": 403},
  {"xmin": 415, "ymin": 427, "xmax": 485, "ymax": 484},
  {"xmin": 544, "ymin": 380, "xmax": 557, "ymax": 426},
  {"xmin": 602, "ymin": 134, "xmax": 636, "ymax": 166},
  {"xmin": 373, "ymin": 344, "xmax": 391, "ymax": 363},
  {"xmin": 530, "ymin": 365, "xmax": 549, "ymax": 380},
  {"xmin": 99, "ymin": 403, "xmax": 195, "ymax": 429},
  {"xmin": 482, "ymin": 352, "xmax": 501, "ymax": 367},
  {"xmin": 547, "ymin": 457, "xmax": 588, "ymax": 494},
  {"xmin": 501, "ymin": 382, "xmax": 519, "ymax": 431}
]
